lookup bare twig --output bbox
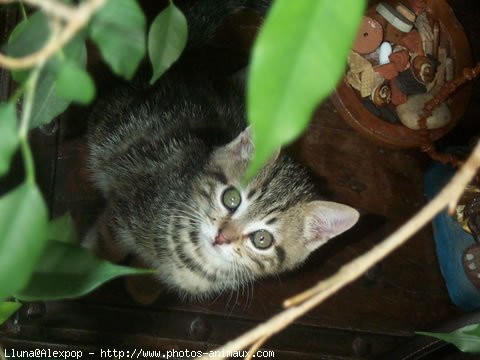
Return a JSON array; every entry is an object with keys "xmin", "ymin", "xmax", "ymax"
[
  {"xmin": 0, "ymin": 0, "xmax": 76, "ymax": 20},
  {"xmin": 199, "ymin": 141, "xmax": 480, "ymax": 359},
  {"xmin": 285, "ymin": 147, "xmax": 479, "ymax": 307},
  {"xmin": 244, "ymin": 336, "xmax": 269, "ymax": 360},
  {"xmin": 0, "ymin": 0, "xmax": 105, "ymax": 70}
]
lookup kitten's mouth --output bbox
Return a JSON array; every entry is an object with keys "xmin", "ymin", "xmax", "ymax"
[
  {"xmin": 211, "ymin": 239, "xmax": 229, "ymax": 251},
  {"xmin": 209, "ymin": 235, "xmax": 233, "ymax": 257},
  {"xmin": 198, "ymin": 227, "xmax": 233, "ymax": 262}
]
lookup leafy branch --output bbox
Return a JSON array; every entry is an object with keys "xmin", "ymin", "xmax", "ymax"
[
  {"xmin": 0, "ymin": 0, "xmax": 187, "ymax": 320},
  {"xmin": 0, "ymin": 0, "xmax": 106, "ymax": 70}
]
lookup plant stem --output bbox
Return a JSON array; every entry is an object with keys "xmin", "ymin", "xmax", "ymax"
[
  {"xmin": 18, "ymin": 1, "xmax": 27, "ymax": 21},
  {"xmin": 19, "ymin": 137, "xmax": 35, "ymax": 183},
  {"xmin": 8, "ymin": 83, "xmax": 25, "ymax": 103},
  {"xmin": 19, "ymin": 64, "xmax": 42, "ymax": 184}
]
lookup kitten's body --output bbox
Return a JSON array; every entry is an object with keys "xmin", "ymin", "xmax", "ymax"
[{"xmin": 87, "ymin": 0, "xmax": 359, "ymax": 298}]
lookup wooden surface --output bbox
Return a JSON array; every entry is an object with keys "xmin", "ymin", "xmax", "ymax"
[{"xmin": 2, "ymin": 1, "xmax": 480, "ymax": 359}]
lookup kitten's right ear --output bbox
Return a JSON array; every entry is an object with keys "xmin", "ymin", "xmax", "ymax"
[{"xmin": 303, "ymin": 201, "xmax": 359, "ymax": 252}]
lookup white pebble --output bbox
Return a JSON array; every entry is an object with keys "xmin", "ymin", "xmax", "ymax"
[
  {"xmin": 397, "ymin": 94, "xmax": 451, "ymax": 130},
  {"xmin": 379, "ymin": 42, "xmax": 393, "ymax": 65}
]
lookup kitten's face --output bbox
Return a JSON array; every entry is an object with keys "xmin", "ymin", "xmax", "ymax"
[{"xmin": 168, "ymin": 128, "xmax": 359, "ymax": 297}]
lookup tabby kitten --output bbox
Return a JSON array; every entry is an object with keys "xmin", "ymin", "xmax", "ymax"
[{"xmin": 86, "ymin": 0, "xmax": 359, "ymax": 298}]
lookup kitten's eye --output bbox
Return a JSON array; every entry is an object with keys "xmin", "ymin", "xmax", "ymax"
[
  {"xmin": 222, "ymin": 187, "xmax": 241, "ymax": 211},
  {"xmin": 250, "ymin": 230, "xmax": 274, "ymax": 249}
]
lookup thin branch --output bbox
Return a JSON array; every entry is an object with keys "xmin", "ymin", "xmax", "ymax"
[
  {"xmin": 0, "ymin": 0, "xmax": 105, "ymax": 70},
  {"xmin": 245, "ymin": 336, "xmax": 268, "ymax": 360},
  {"xmin": 18, "ymin": 0, "xmax": 27, "ymax": 20},
  {"xmin": 284, "ymin": 152, "xmax": 479, "ymax": 307},
  {"xmin": 0, "ymin": 0, "xmax": 76, "ymax": 20},
  {"xmin": 198, "ymin": 141, "xmax": 480, "ymax": 359}
]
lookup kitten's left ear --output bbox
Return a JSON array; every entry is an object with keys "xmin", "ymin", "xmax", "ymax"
[
  {"xmin": 303, "ymin": 201, "xmax": 359, "ymax": 252},
  {"xmin": 225, "ymin": 126, "xmax": 254, "ymax": 161},
  {"xmin": 224, "ymin": 126, "xmax": 280, "ymax": 164}
]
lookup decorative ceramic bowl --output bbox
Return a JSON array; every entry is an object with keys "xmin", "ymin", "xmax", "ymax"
[{"xmin": 331, "ymin": 0, "xmax": 472, "ymax": 148}]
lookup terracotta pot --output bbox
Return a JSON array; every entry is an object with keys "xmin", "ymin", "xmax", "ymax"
[{"xmin": 331, "ymin": 0, "xmax": 472, "ymax": 149}]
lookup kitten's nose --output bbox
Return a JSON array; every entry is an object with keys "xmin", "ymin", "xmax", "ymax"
[
  {"xmin": 215, "ymin": 221, "xmax": 242, "ymax": 245},
  {"xmin": 214, "ymin": 230, "xmax": 230, "ymax": 245}
]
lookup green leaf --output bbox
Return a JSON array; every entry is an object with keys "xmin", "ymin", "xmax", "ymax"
[
  {"xmin": 148, "ymin": 1, "xmax": 188, "ymax": 84},
  {"xmin": 90, "ymin": 0, "xmax": 146, "ymax": 79},
  {"xmin": 4, "ymin": 12, "xmax": 50, "ymax": 83},
  {"xmin": 15, "ymin": 240, "xmax": 156, "ymax": 301},
  {"xmin": 0, "ymin": 182, "xmax": 48, "ymax": 299},
  {"xmin": 0, "ymin": 302, "xmax": 21, "ymax": 325},
  {"xmin": 47, "ymin": 213, "xmax": 78, "ymax": 244},
  {"xmin": 56, "ymin": 60, "xmax": 96, "ymax": 104},
  {"xmin": 245, "ymin": 0, "xmax": 366, "ymax": 179},
  {"xmin": 30, "ymin": 36, "xmax": 87, "ymax": 128},
  {"xmin": 417, "ymin": 324, "xmax": 480, "ymax": 354},
  {"xmin": 0, "ymin": 102, "xmax": 20, "ymax": 177},
  {"xmin": 6, "ymin": 12, "xmax": 49, "ymax": 53},
  {"xmin": 5, "ymin": 12, "xmax": 88, "ymax": 127}
]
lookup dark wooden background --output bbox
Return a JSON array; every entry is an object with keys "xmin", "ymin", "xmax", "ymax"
[{"xmin": 2, "ymin": 0, "xmax": 480, "ymax": 359}]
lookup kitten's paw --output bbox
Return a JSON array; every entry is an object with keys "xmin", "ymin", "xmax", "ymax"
[{"xmin": 124, "ymin": 257, "xmax": 165, "ymax": 305}]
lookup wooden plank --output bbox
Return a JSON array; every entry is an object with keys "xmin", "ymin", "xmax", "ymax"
[{"xmin": 1, "ymin": 301, "xmax": 404, "ymax": 359}]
